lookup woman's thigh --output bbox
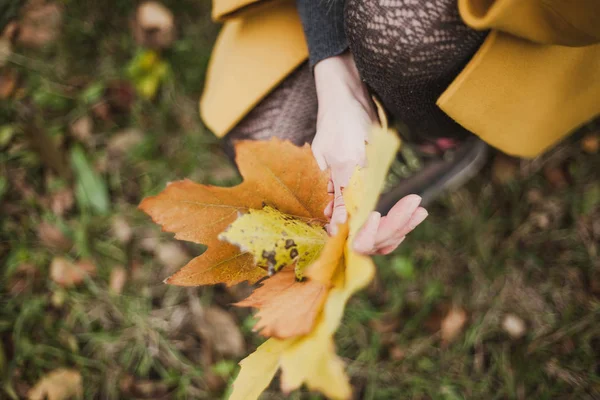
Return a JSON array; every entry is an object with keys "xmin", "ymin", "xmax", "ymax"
[{"xmin": 223, "ymin": 63, "xmax": 317, "ymax": 158}]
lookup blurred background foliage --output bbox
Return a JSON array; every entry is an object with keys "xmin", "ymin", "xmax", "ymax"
[{"xmin": 0, "ymin": 1, "xmax": 599, "ymax": 399}]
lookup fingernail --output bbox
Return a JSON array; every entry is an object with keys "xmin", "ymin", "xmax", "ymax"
[
  {"xmin": 408, "ymin": 195, "xmax": 422, "ymax": 209},
  {"xmin": 409, "ymin": 208, "xmax": 428, "ymax": 229}
]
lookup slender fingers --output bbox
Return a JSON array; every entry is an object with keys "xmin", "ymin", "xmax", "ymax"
[{"xmin": 353, "ymin": 212, "xmax": 381, "ymax": 254}]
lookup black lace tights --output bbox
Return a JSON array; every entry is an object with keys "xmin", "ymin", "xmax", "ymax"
[{"xmin": 225, "ymin": 0, "xmax": 488, "ymax": 153}]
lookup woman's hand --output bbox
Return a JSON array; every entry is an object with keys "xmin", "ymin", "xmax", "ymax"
[
  {"xmin": 312, "ymin": 53, "xmax": 428, "ymax": 254},
  {"xmin": 312, "ymin": 53, "xmax": 377, "ymax": 231}
]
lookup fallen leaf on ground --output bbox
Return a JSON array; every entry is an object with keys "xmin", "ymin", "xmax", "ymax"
[
  {"xmin": 130, "ymin": 379, "xmax": 169, "ymax": 398},
  {"xmin": 111, "ymin": 216, "xmax": 133, "ymax": 244},
  {"xmin": 581, "ymin": 132, "xmax": 599, "ymax": 154},
  {"xmin": 502, "ymin": 313, "xmax": 526, "ymax": 339},
  {"xmin": 109, "ymin": 266, "xmax": 127, "ymax": 294},
  {"xmin": 139, "ymin": 138, "xmax": 330, "ymax": 286},
  {"xmin": 50, "ymin": 257, "xmax": 96, "ymax": 287},
  {"xmin": 543, "ymin": 165, "xmax": 569, "ymax": 189},
  {"xmin": 37, "ymin": 222, "xmax": 72, "ymax": 252},
  {"xmin": 28, "ymin": 368, "xmax": 82, "ymax": 400},
  {"xmin": 50, "ymin": 188, "xmax": 74, "ymax": 216},
  {"xmin": 390, "ymin": 345, "xmax": 405, "ymax": 361},
  {"xmin": 195, "ymin": 306, "xmax": 245, "ymax": 357},
  {"xmin": 17, "ymin": 2, "xmax": 63, "ymax": 48},
  {"xmin": 107, "ymin": 128, "xmax": 144, "ymax": 157},
  {"xmin": 491, "ymin": 154, "xmax": 519, "ymax": 184},
  {"xmin": 133, "ymin": 1, "xmax": 175, "ymax": 49},
  {"xmin": 0, "ymin": 68, "xmax": 18, "ymax": 99},
  {"xmin": 106, "ymin": 80, "xmax": 136, "ymax": 113},
  {"xmin": 155, "ymin": 242, "xmax": 190, "ymax": 273},
  {"xmin": 8, "ymin": 263, "xmax": 40, "ymax": 295},
  {"xmin": 441, "ymin": 307, "xmax": 468, "ymax": 345},
  {"xmin": 125, "ymin": 50, "xmax": 169, "ymax": 100},
  {"xmin": 2, "ymin": 22, "xmax": 18, "ymax": 41},
  {"xmin": 69, "ymin": 116, "xmax": 94, "ymax": 146}
]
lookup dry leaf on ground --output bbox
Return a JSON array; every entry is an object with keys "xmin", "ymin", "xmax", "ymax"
[
  {"xmin": 50, "ymin": 257, "xmax": 96, "ymax": 287},
  {"xmin": 502, "ymin": 313, "xmax": 526, "ymax": 339},
  {"xmin": 107, "ymin": 128, "xmax": 144, "ymax": 157},
  {"xmin": 69, "ymin": 116, "xmax": 94, "ymax": 146},
  {"xmin": 139, "ymin": 139, "xmax": 330, "ymax": 286},
  {"xmin": 50, "ymin": 188, "xmax": 75, "ymax": 216},
  {"xmin": 8, "ymin": 263, "xmax": 40, "ymax": 295},
  {"xmin": 543, "ymin": 165, "xmax": 569, "ymax": 189},
  {"xmin": 28, "ymin": 368, "xmax": 82, "ymax": 400},
  {"xmin": 492, "ymin": 154, "xmax": 519, "ymax": 184},
  {"xmin": 111, "ymin": 216, "xmax": 133, "ymax": 244},
  {"xmin": 133, "ymin": 1, "xmax": 175, "ymax": 49},
  {"xmin": 17, "ymin": 2, "xmax": 63, "ymax": 48},
  {"xmin": 37, "ymin": 222, "xmax": 72, "ymax": 252},
  {"xmin": 0, "ymin": 68, "xmax": 18, "ymax": 99},
  {"xmin": 155, "ymin": 242, "xmax": 190, "ymax": 273},
  {"xmin": 195, "ymin": 306, "xmax": 245, "ymax": 357},
  {"xmin": 581, "ymin": 133, "xmax": 599, "ymax": 154},
  {"xmin": 441, "ymin": 307, "xmax": 468, "ymax": 345},
  {"xmin": 109, "ymin": 266, "xmax": 127, "ymax": 294}
]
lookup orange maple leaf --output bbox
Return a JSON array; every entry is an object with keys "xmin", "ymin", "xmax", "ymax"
[
  {"xmin": 235, "ymin": 224, "xmax": 348, "ymax": 339},
  {"xmin": 139, "ymin": 139, "xmax": 331, "ymax": 286}
]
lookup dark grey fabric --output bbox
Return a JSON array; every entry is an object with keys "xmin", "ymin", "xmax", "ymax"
[
  {"xmin": 296, "ymin": 0, "xmax": 348, "ymax": 67},
  {"xmin": 345, "ymin": 0, "xmax": 488, "ymax": 140}
]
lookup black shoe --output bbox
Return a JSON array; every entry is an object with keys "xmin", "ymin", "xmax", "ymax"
[{"xmin": 377, "ymin": 136, "xmax": 489, "ymax": 213}]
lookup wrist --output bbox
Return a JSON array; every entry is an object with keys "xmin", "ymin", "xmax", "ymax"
[{"xmin": 313, "ymin": 53, "xmax": 375, "ymax": 121}]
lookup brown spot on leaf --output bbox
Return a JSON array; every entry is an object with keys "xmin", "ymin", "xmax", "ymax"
[
  {"xmin": 262, "ymin": 250, "xmax": 277, "ymax": 268},
  {"xmin": 285, "ymin": 239, "xmax": 296, "ymax": 249}
]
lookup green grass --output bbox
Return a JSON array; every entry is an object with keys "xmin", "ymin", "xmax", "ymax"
[{"xmin": 1, "ymin": 1, "xmax": 599, "ymax": 399}]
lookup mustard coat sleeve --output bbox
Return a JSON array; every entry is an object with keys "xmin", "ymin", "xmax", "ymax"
[{"xmin": 459, "ymin": 0, "xmax": 600, "ymax": 46}]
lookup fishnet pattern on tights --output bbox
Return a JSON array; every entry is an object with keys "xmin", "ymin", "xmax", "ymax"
[
  {"xmin": 345, "ymin": 0, "xmax": 488, "ymax": 140},
  {"xmin": 225, "ymin": 63, "xmax": 317, "ymax": 156}
]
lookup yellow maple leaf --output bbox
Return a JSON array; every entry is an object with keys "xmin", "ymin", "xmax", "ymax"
[
  {"xmin": 232, "ymin": 224, "xmax": 347, "ymax": 339},
  {"xmin": 219, "ymin": 205, "xmax": 328, "ymax": 279},
  {"xmin": 230, "ymin": 118, "xmax": 400, "ymax": 400}
]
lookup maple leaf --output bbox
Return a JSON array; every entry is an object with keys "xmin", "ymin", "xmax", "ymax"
[
  {"xmin": 233, "ymin": 224, "xmax": 347, "ymax": 339},
  {"xmin": 230, "ymin": 115, "xmax": 401, "ymax": 400},
  {"xmin": 219, "ymin": 205, "xmax": 328, "ymax": 279},
  {"xmin": 139, "ymin": 139, "xmax": 331, "ymax": 286}
]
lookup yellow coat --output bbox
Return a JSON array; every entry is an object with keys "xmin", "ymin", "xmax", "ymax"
[{"xmin": 201, "ymin": 0, "xmax": 600, "ymax": 158}]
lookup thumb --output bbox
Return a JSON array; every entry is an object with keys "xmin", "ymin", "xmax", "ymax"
[
  {"xmin": 328, "ymin": 164, "xmax": 355, "ymax": 235},
  {"xmin": 329, "ymin": 184, "xmax": 347, "ymax": 235}
]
